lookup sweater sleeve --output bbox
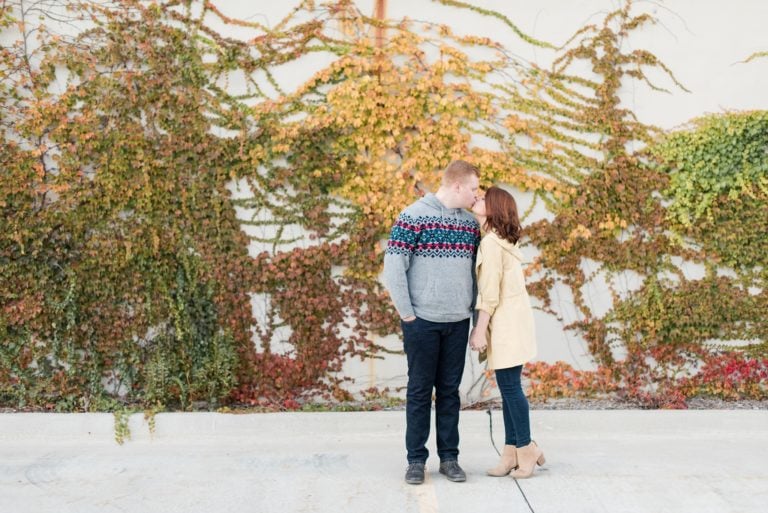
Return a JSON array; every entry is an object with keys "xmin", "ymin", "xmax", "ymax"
[
  {"xmin": 475, "ymin": 237, "xmax": 503, "ymax": 316},
  {"xmin": 470, "ymin": 225, "xmax": 480, "ymax": 318},
  {"xmin": 382, "ymin": 213, "xmax": 419, "ymax": 319}
]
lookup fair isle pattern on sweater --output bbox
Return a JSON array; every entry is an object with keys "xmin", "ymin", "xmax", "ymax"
[{"xmin": 386, "ymin": 214, "xmax": 480, "ymax": 259}]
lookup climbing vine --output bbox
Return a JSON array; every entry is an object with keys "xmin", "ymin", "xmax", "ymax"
[
  {"xmin": 479, "ymin": 1, "xmax": 766, "ymax": 405},
  {"xmin": 1, "ymin": 0, "xmax": 765, "ymax": 410}
]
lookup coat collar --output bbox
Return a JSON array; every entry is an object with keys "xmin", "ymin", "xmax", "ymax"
[{"xmin": 485, "ymin": 231, "xmax": 524, "ymax": 261}]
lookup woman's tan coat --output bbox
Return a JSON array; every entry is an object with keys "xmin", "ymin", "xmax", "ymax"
[{"xmin": 475, "ymin": 231, "xmax": 537, "ymax": 370}]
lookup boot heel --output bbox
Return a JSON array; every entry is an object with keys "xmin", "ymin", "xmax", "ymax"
[{"xmin": 510, "ymin": 442, "xmax": 544, "ymax": 479}]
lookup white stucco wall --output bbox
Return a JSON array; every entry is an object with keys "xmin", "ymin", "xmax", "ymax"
[
  {"xmin": 208, "ymin": 1, "xmax": 768, "ymax": 401},
  {"xmin": 214, "ymin": 0, "xmax": 768, "ymax": 129},
  {"xmin": 5, "ymin": 1, "xmax": 767, "ymax": 401},
  {"xmin": 323, "ymin": 0, "xmax": 768, "ymax": 400}
]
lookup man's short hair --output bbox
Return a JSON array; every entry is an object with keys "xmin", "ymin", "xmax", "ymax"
[{"xmin": 442, "ymin": 160, "xmax": 480, "ymax": 186}]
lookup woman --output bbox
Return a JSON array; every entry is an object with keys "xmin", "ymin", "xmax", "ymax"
[{"xmin": 470, "ymin": 186, "xmax": 545, "ymax": 479}]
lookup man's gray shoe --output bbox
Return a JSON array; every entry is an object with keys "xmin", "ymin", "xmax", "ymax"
[
  {"xmin": 439, "ymin": 460, "xmax": 466, "ymax": 482},
  {"xmin": 405, "ymin": 462, "xmax": 426, "ymax": 485}
]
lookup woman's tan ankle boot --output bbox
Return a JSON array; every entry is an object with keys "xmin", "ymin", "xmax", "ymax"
[
  {"xmin": 510, "ymin": 441, "xmax": 545, "ymax": 479},
  {"xmin": 486, "ymin": 444, "xmax": 518, "ymax": 476}
]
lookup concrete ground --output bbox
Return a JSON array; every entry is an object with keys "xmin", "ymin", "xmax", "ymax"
[{"xmin": 1, "ymin": 409, "xmax": 766, "ymax": 513}]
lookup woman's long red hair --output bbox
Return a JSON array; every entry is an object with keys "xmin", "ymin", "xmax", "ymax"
[{"xmin": 483, "ymin": 186, "xmax": 521, "ymax": 245}]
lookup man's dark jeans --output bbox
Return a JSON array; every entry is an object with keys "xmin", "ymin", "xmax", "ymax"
[{"xmin": 401, "ymin": 317, "xmax": 469, "ymax": 464}]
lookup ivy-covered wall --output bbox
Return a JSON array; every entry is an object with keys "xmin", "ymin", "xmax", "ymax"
[{"xmin": 1, "ymin": 0, "xmax": 765, "ymax": 411}]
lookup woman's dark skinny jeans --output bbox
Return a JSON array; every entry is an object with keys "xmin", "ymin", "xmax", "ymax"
[{"xmin": 494, "ymin": 364, "xmax": 531, "ymax": 447}]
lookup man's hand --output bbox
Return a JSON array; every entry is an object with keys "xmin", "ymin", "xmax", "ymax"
[{"xmin": 402, "ymin": 316, "xmax": 416, "ymax": 322}]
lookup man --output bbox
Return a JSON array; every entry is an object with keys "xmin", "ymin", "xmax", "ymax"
[{"xmin": 383, "ymin": 160, "xmax": 481, "ymax": 485}]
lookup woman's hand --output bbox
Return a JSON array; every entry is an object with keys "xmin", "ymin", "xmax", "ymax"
[{"xmin": 469, "ymin": 327, "xmax": 487, "ymax": 352}]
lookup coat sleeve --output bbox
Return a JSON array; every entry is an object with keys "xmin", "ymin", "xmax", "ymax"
[{"xmin": 475, "ymin": 237, "xmax": 503, "ymax": 316}]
